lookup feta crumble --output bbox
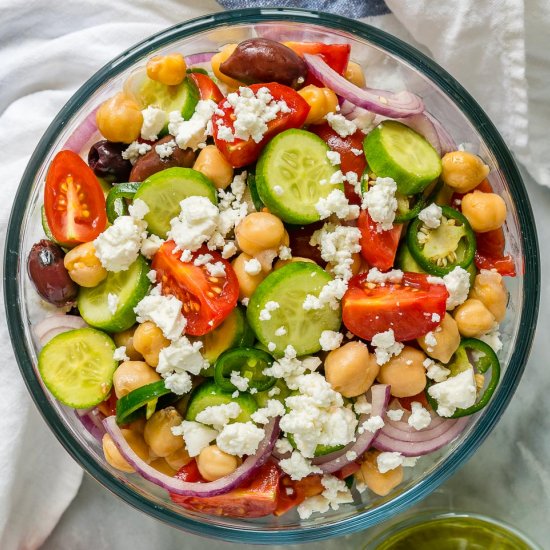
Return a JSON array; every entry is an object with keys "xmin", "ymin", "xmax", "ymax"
[
  {"xmin": 221, "ymin": 241, "xmax": 238, "ymax": 259},
  {"xmin": 113, "ymin": 346, "xmax": 129, "ymax": 362},
  {"xmin": 134, "ymin": 294, "xmax": 187, "ymax": 341},
  {"xmin": 366, "ymin": 268, "xmax": 403, "ymax": 284},
  {"xmin": 172, "ymin": 420, "xmax": 218, "ymax": 457},
  {"xmin": 168, "ymin": 99, "xmax": 217, "ymax": 150},
  {"xmin": 206, "ymin": 261, "xmax": 226, "ymax": 277},
  {"xmin": 362, "ymin": 415, "xmax": 385, "ymax": 433},
  {"xmin": 418, "ymin": 203, "xmax": 443, "ymax": 229},
  {"xmin": 259, "ymin": 300, "xmax": 279, "ymax": 321},
  {"xmin": 353, "ymin": 395, "xmax": 372, "ymax": 415},
  {"xmin": 319, "ymin": 330, "xmax": 343, "ymax": 351},
  {"xmin": 251, "ymin": 399, "xmax": 285, "ymax": 424},
  {"xmin": 327, "ymin": 151, "xmax": 341, "ymax": 166},
  {"xmin": 479, "ymin": 325, "xmax": 503, "ymax": 353},
  {"xmin": 216, "ymin": 421, "xmax": 265, "ymax": 457},
  {"xmin": 122, "ymin": 141, "xmax": 151, "ymax": 164},
  {"xmin": 244, "ymin": 258, "xmax": 262, "ymax": 275},
  {"xmin": 141, "ymin": 106, "xmax": 167, "ymax": 141},
  {"xmin": 273, "ymin": 185, "xmax": 284, "ymax": 196},
  {"xmin": 107, "ymin": 293, "xmax": 118, "ymax": 315},
  {"xmin": 141, "ymin": 234, "xmax": 164, "ymax": 259},
  {"xmin": 275, "ymin": 326, "xmax": 287, "ymax": 337},
  {"xmin": 424, "ymin": 358, "xmax": 451, "ymax": 383},
  {"xmin": 195, "ymin": 402, "xmax": 242, "ymax": 430},
  {"xmin": 155, "ymin": 139, "xmax": 177, "ymax": 159},
  {"xmin": 279, "ymin": 451, "xmax": 322, "ymax": 481},
  {"xmin": 325, "ymin": 112, "xmax": 357, "ymax": 138},
  {"xmin": 278, "ymin": 245, "xmax": 292, "ymax": 260},
  {"xmin": 377, "ymin": 452, "xmax": 404, "ymax": 473},
  {"xmin": 361, "ymin": 177, "xmax": 398, "ymax": 232},
  {"xmin": 386, "ymin": 409, "xmax": 404, "ymax": 421},
  {"xmin": 408, "ymin": 402, "xmax": 432, "ymax": 430},
  {"xmin": 371, "ymin": 329, "xmax": 404, "ymax": 365},
  {"xmin": 275, "ymin": 437, "xmax": 293, "ymax": 455},
  {"xmin": 315, "ymin": 189, "xmax": 360, "ymax": 221},
  {"xmin": 229, "ymin": 371, "xmax": 249, "ymax": 391},
  {"xmin": 429, "ymin": 266, "xmax": 470, "ymax": 310},
  {"xmin": 427, "ymin": 367, "xmax": 477, "ymax": 417}
]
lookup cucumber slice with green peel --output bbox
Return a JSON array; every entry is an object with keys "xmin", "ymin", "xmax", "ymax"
[
  {"xmin": 134, "ymin": 167, "xmax": 217, "ymax": 238},
  {"xmin": 256, "ymin": 129, "xmax": 344, "ymax": 224},
  {"xmin": 254, "ymin": 379, "xmax": 290, "ymax": 408},
  {"xmin": 78, "ymin": 256, "xmax": 150, "ymax": 332},
  {"xmin": 396, "ymin": 242, "xmax": 425, "ymax": 273},
  {"xmin": 106, "ymin": 182, "xmax": 141, "ymax": 223},
  {"xmin": 364, "ymin": 121, "xmax": 442, "ymax": 195},
  {"xmin": 38, "ymin": 328, "xmax": 117, "ymax": 408},
  {"xmin": 185, "ymin": 379, "xmax": 258, "ymax": 423},
  {"xmin": 247, "ymin": 262, "xmax": 342, "ymax": 357}
]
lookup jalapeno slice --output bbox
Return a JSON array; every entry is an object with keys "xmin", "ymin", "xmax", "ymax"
[
  {"xmin": 214, "ymin": 347, "xmax": 276, "ymax": 392},
  {"xmin": 106, "ymin": 182, "xmax": 141, "ymax": 223},
  {"xmin": 427, "ymin": 338, "xmax": 500, "ymax": 418},
  {"xmin": 407, "ymin": 205, "xmax": 476, "ymax": 276},
  {"xmin": 115, "ymin": 380, "xmax": 171, "ymax": 425}
]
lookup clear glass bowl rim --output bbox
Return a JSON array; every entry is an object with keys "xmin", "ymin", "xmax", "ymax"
[{"xmin": 3, "ymin": 7, "xmax": 540, "ymax": 545}]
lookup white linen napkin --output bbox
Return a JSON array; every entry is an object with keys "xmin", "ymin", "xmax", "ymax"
[{"xmin": 0, "ymin": 1, "xmax": 547, "ymax": 548}]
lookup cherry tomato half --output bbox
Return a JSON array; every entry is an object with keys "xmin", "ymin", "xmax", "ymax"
[
  {"xmin": 212, "ymin": 82, "xmax": 310, "ymax": 168},
  {"xmin": 44, "ymin": 150, "xmax": 107, "ymax": 246},
  {"xmin": 342, "ymin": 272, "xmax": 449, "ymax": 342},
  {"xmin": 189, "ymin": 72, "xmax": 224, "ymax": 103},
  {"xmin": 357, "ymin": 210, "xmax": 402, "ymax": 272},
  {"xmin": 152, "ymin": 241, "xmax": 239, "ymax": 336},
  {"xmin": 274, "ymin": 474, "xmax": 324, "ymax": 517}
]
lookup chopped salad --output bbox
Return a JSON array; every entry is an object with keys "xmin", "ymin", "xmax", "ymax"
[{"xmin": 28, "ymin": 37, "xmax": 515, "ymax": 520}]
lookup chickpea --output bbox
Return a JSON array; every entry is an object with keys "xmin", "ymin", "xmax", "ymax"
[
  {"xmin": 454, "ymin": 299, "xmax": 496, "ymax": 338},
  {"xmin": 355, "ymin": 451, "xmax": 403, "ymax": 496},
  {"xmin": 127, "ymin": 418, "xmax": 146, "ymax": 434},
  {"xmin": 324, "ymin": 342, "xmax": 379, "ymax": 398},
  {"xmin": 150, "ymin": 458, "xmax": 177, "ymax": 476},
  {"xmin": 274, "ymin": 256, "xmax": 316, "ymax": 270},
  {"xmin": 193, "ymin": 145, "xmax": 234, "ymax": 189},
  {"xmin": 470, "ymin": 270, "xmax": 508, "ymax": 322},
  {"xmin": 377, "ymin": 346, "xmax": 427, "ymax": 398},
  {"xmin": 113, "ymin": 326, "xmax": 143, "ymax": 361},
  {"xmin": 165, "ymin": 447, "xmax": 192, "ymax": 470},
  {"xmin": 461, "ymin": 191, "xmax": 507, "ymax": 233},
  {"xmin": 235, "ymin": 212, "xmax": 285, "ymax": 256},
  {"xmin": 144, "ymin": 407, "xmax": 184, "ymax": 458},
  {"xmin": 232, "ymin": 252, "xmax": 268, "ymax": 299},
  {"xmin": 96, "ymin": 92, "xmax": 143, "ymax": 143},
  {"xmin": 146, "ymin": 53, "xmax": 187, "ymax": 86},
  {"xmin": 112, "ymin": 361, "xmax": 161, "ymax": 399},
  {"xmin": 63, "ymin": 241, "xmax": 107, "ymax": 288},
  {"xmin": 102, "ymin": 430, "xmax": 150, "ymax": 473},
  {"xmin": 196, "ymin": 444, "xmax": 242, "ymax": 482},
  {"xmin": 298, "ymin": 85, "xmax": 339, "ymax": 125},
  {"xmin": 418, "ymin": 313, "xmax": 460, "ymax": 363},
  {"xmin": 133, "ymin": 321, "xmax": 170, "ymax": 367},
  {"xmin": 211, "ymin": 44, "xmax": 242, "ymax": 89},
  {"xmin": 327, "ymin": 253, "xmax": 362, "ymax": 277},
  {"xmin": 441, "ymin": 151, "xmax": 490, "ymax": 193},
  {"xmin": 345, "ymin": 61, "xmax": 366, "ymax": 88}
]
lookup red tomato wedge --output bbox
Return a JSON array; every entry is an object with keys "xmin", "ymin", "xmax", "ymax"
[
  {"xmin": 311, "ymin": 122, "xmax": 366, "ymax": 204},
  {"xmin": 342, "ymin": 272, "xmax": 449, "ymax": 342},
  {"xmin": 170, "ymin": 460, "xmax": 280, "ymax": 518},
  {"xmin": 357, "ymin": 210, "xmax": 402, "ymax": 272},
  {"xmin": 152, "ymin": 241, "xmax": 239, "ymax": 336},
  {"xmin": 274, "ymin": 474, "xmax": 324, "ymax": 517},
  {"xmin": 189, "ymin": 72, "xmax": 224, "ymax": 103},
  {"xmin": 398, "ymin": 392, "xmax": 430, "ymax": 412},
  {"xmin": 212, "ymin": 82, "xmax": 310, "ymax": 168},
  {"xmin": 334, "ymin": 461, "xmax": 361, "ymax": 480},
  {"xmin": 284, "ymin": 42, "xmax": 351, "ymax": 87},
  {"xmin": 44, "ymin": 150, "xmax": 107, "ymax": 246}
]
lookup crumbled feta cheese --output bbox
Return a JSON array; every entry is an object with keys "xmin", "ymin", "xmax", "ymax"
[
  {"xmin": 362, "ymin": 415, "xmax": 385, "ymax": 433},
  {"xmin": 278, "ymin": 245, "xmax": 292, "ymax": 260},
  {"xmin": 168, "ymin": 99, "xmax": 217, "ymax": 150},
  {"xmin": 251, "ymin": 399, "xmax": 285, "ymax": 424},
  {"xmin": 230, "ymin": 371, "xmax": 249, "ymax": 392},
  {"xmin": 275, "ymin": 326, "xmax": 287, "ymax": 337},
  {"xmin": 366, "ymin": 268, "xmax": 404, "ymax": 284},
  {"xmin": 259, "ymin": 300, "xmax": 279, "ymax": 321},
  {"xmin": 122, "ymin": 141, "xmax": 151, "ymax": 164},
  {"xmin": 113, "ymin": 346, "xmax": 129, "ymax": 362},
  {"xmin": 408, "ymin": 402, "xmax": 432, "ymax": 430},
  {"xmin": 216, "ymin": 125, "xmax": 234, "ymax": 142},
  {"xmin": 167, "ymin": 196, "xmax": 219, "ymax": 252},
  {"xmin": 195, "ymin": 402, "xmax": 242, "ymax": 430},
  {"xmin": 244, "ymin": 258, "xmax": 262, "ymax": 275},
  {"xmin": 327, "ymin": 151, "xmax": 341, "ymax": 166},
  {"xmin": 141, "ymin": 234, "xmax": 164, "ymax": 259},
  {"xmin": 402, "ymin": 456, "xmax": 420, "ymax": 468},
  {"xmin": 316, "ymin": 189, "xmax": 360, "ymax": 221},
  {"xmin": 319, "ymin": 330, "xmax": 343, "ymax": 351},
  {"xmin": 134, "ymin": 294, "xmax": 187, "ymax": 341},
  {"xmin": 303, "ymin": 279, "xmax": 348, "ymax": 312},
  {"xmin": 325, "ymin": 112, "xmax": 356, "ymax": 138},
  {"xmin": 427, "ymin": 367, "xmax": 477, "ymax": 417},
  {"xmin": 377, "ymin": 452, "xmax": 404, "ymax": 473},
  {"xmin": 371, "ymin": 329, "xmax": 404, "ymax": 365},
  {"xmin": 361, "ymin": 177, "xmax": 398, "ymax": 232},
  {"xmin": 429, "ymin": 267, "xmax": 470, "ymax": 310},
  {"xmin": 346, "ymin": 451, "xmax": 358, "ymax": 461},
  {"xmin": 94, "ymin": 216, "xmax": 146, "ymax": 272},
  {"xmin": 155, "ymin": 139, "xmax": 177, "ymax": 159},
  {"xmin": 275, "ymin": 437, "xmax": 293, "ymax": 455},
  {"xmin": 273, "ymin": 185, "xmax": 284, "ymax": 196},
  {"xmin": 279, "ymin": 451, "xmax": 322, "ymax": 481},
  {"xmin": 297, "ymin": 495, "xmax": 330, "ymax": 519},
  {"xmin": 424, "ymin": 331, "xmax": 437, "ymax": 347},
  {"xmin": 216, "ymin": 421, "xmax": 265, "ymax": 457},
  {"xmin": 140, "ymin": 106, "xmax": 167, "ymax": 141},
  {"xmin": 172, "ymin": 420, "xmax": 218, "ymax": 457},
  {"xmin": 479, "ymin": 325, "xmax": 503, "ymax": 353},
  {"xmin": 268, "ymin": 386, "xmax": 281, "ymax": 397},
  {"xmin": 351, "ymin": 147, "xmax": 362, "ymax": 156},
  {"xmin": 128, "ymin": 198, "xmax": 150, "ymax": 220},
  {"xmin": 206, "ymin": 261, "xmax": 226, "ymax": 277},
  {"xmin": 320, "ymin": 474, "xmax": 353, "ymax": 509},
  {"xmin": 193, "ymin": 253, "xmax": 214, "ymax": 267},
  {"xmin": 221, "ymin": 241, "xmax": 237, "ymax": 259},
  {"xmin": 179, "ymin": 249, "xmax": 193, "ymax": 263},
  {"xmin": 330, "ymin": 170, "xmax": 345, "ymax": 184},
  {"xmin": 418, "ymin": 203, "xmax": 443, "ymax": 229},
  {"xmin": 431, "ymin": 313, "xmax": 441, "ymax": 323},
  {"xmin": 344, "ymin": 171, "xmax": 361, "ymax": 196},
  {"xmin": 267, "ymin": 342, "xmax": 276, "ymax": 352},
  {"xmin": 107, "ymin": 293, "xmax": 118, "ymax": 315},
  {"xmin": 353, "ymin": 395, "xmax": 372, "ymax": 415},
  {"xmin": 387, "ymin": 409, "xmax": 404, "ymax": 421},
  {"xmin": 424, "ymin": 357, "xmax": 450, "ymax": 382}
]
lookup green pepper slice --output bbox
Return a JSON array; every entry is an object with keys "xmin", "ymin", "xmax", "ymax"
[
  {"xmin": 214, "ymin": 347, "xmax": 276, "ymax": 392},
  {"xmin": 407, "ymin": 205, "xmax": 476, "ymax": 276},
  {"xmin": 247, "ymin": 170, "xmax": 264, "ymax": 212},
  {"xmin": 106, "ymin": 182, "xmax": 141, "ymax": 224},
  {"xmin": 427, "ymin": 338, "xmax": 500, "ymax": 418},
  {"xmin": 115, "ymin": 380, "xmax": 171, "ymax": 425}
]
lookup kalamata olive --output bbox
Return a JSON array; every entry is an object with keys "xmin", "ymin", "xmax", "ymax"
[
  {"xmin": 88, "ymin": 140, "xmax": 132, "ymax": 182},
  {"xmin": 288, "ymin": 222, "xmax": 327, "ymax": 266},
  {"xmin": 27, "ymin": 240, "xmax": 78, "ymax": 307},
  {"xmin": 219, "ymin": 38, "xmax": 308, "ymax": 89},
  {"xmin": 129, "ymin": 136, "xmax": 196, "ymax": 182}
]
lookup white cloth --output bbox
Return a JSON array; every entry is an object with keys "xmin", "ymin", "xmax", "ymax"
[{"xmin": 0, "ymin": 1, "xmax": 547, "ymax": 549}]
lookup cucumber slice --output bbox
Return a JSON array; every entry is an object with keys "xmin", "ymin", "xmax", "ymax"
[
  {"xmin": 254, "ymin": 379, "xmax": 290, "ymax": 408},
  {"xmin": 134, "ymin": 167, "xmax": 217, "ymax": 238},
  {"xmin": 38, "ymin": 328, "xmax": 117, "ymax": 408},
  {"xmin": 364, "ymin": 121, "xmax": 442, "ymax": 195},
  {"xmin": 185, "ymin": 380, "xmax": 258, "ymax": 422},
  {"xmin": 78, "ymin": 256, "xmax": 150, "ymax": 332},
  {"xmin": 256, "ymin": 129, "xmax": 344, "ymax": 224},
  {"xmin": 396, "ymin": 242, "xmax": 425, "ymax": 273},
  {"xmin": 247, "ymin": 262, "xmax": 342, "ymax": 357}
]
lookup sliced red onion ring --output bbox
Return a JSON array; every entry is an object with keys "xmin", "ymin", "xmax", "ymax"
[
  {"xmin": 185, "ymin": 52, "xmax": 215, "ymax": 65},
  {"xmin": 34, "ymin": 314, "xmax": 88, "ymax": 346},
  {"xmin": 424, "ymin": 112, "xmax": 456, "ymax": 154},
  {"xmin": 381, "ymin": 416, "xmax": 462, "ymax": 443},
  {"xmin": 63, "ymin": 107, "xmax": 99, "ymax": 154},
  {"xmin": 103, "ymin": 416, "xmax": 280, "ymax": 496},
  {"xmin": 397, "ymin": 113, "xmax": 442, "ymax": 156},
  {"xmin": 314, "ymin": 384, "xmax": 391, "ymax": 473},
  {"xmin": 374, "ymin": 416, "xmax": 469, "ymax": 456},
  {"xmin": 76, "ymin": 408, "xmax": 105, "ymax": 441},
  {"xmin": 304, "ymin": 54, "xmax": 424, "ymax": 118}
]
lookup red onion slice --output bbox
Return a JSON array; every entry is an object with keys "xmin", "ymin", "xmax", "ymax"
[
  {"xmin": 63, "ymin": 107, "xmax": 99, "ymax": 154},
  {"xmin": 374, "ymin": 416, "xmax": 469, "ymax": 456},
  {"xmin": 34, "ymin": 314, "xmax": 88, "ymax": 346},
  {"xmin": 185, "ymin": 52, "xmax": 215, "ymax": 65},
  {"xmin": 381, "ymin": 417, "xmax": 462, "ymax": 443},
  {"xmin": 424, "ymin": 111, "xmax": 456, "ymax": 154},
  {"xmin": 397, "ymin": 113, "xmax": 442, "ymax": 156},
  {"xmin": 76, "ymin": 408, "xmax": 105, "ymax": 441},
  {"xmin": 315, "ymin": 384, "xmax": 391, "ymax": 473},
  {"xmin": 304, "ymin": 54, "xmax": 424, "ymax": 118},
  {"xmin": 103, "ymin": 416, "xmax": 280, "ymax": 497}
]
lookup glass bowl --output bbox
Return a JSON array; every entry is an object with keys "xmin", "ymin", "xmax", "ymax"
[{"xmin": 3, "ymin": 8, "xmax": 540, "ymax": 545}]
